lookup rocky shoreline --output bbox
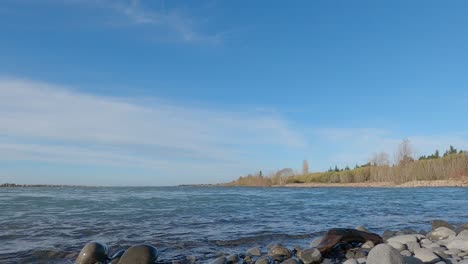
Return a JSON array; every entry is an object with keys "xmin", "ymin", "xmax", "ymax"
[{"xmin": 74, "ymin": 220, "xmax": 468, "ymax": 264}]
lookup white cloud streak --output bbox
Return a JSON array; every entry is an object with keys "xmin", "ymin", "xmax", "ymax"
[{"xmin": 0, "ymin": 78, "xmax": 304, "ymax": 181}]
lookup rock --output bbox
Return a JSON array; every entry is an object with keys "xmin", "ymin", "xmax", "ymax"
[
  {"xmin": 309, "ymin": 237, "xmax": 323, "ymax": 248},
  {"xmin": 400, "ymin": 250, "xmax": 412, "ymax": 256},
  {"xmin": 226, "ymin": 254, "xmax": 238, "ymax": 263},
  {"xmin": 413, "ymin": 248, "xmax": 440, "ymax": 263},
  {"xmin": 444, "ymin": 248, "xmax": 461, "ymax": 255},
  {"xmin": 387, "ymin": 235, "xmax": 423, "ymax": 244},
  {"xmin": 255, "ymin": 256, "xmax": 270, "ymax": 264},
  {"xmin": 75, "ymin": 242, "xmax": 108, "ymax": 264},
  {"xmin": 246, "ymin": 247, "xmax": 261, "ymax": 256},
  {"xmin": 383, "ymin": 230, "xmax": 397, "ymax": 241},
  {"xmin": 280, "ymin": 258, "xmax": 300, "ymax": 264},
  {"xmin": 421, "ymin": 239, "xmax": 431, "ymax": 244},
  {"xmin": 343, "ymin": 259, "xmax": 359, "ymax": 264},
  {"xmin": 446, "ymin": 239, "xmax": 468, "ymax": 251},
  {"xmin": 403, "ymin": 256, "xmax": 424, "ymax": 264},
  {"xmin": 268, "ymin": 245, "xmax": 291, "ymax": 260},
  {"xmin": 456, "ymin": 223, "xmax": 468, "ymax": 234},
  {"xmin": 356, "ymin": 258, "xmax": 366, "ymax": 264},
  {"xmin": 117, "ymin": 244, "xmax": 158, "ymax": 264},
  {"xmin": 267, "ymin": 242, "xmax": 282, "ymax": 250},
  {"xmin": 457, "ymin": 230, "xmax": 468, "ymax": 240},
  {"xmin": 209, "ymin": 256, "xmax": 227, "ymax": 264},
  {"xmin": 355, "ymin": 226, "xmax": 369, "ymax": 233},
  {"xmin": 407, "ymin": 241, "xmax": 421, "ymax": 253},
  {"xmin": 316, "ymin": 228, "xmax": 383, "ymax": 254},
  {"xmin": 296, "ymin": 248, "xmax": 321, "ymax": 264},
  {"xmin": 109, "ymin": 250, "xmax": 125, "ymax": 264},
  {"xmin": 431, "ymin": 220, "xmax": 455, "ymax": 231},
  {"xmin": 421, "ymin": 242, "xmax": 440, "ymax": 249},
  {"xmin": 388, "ymin": 241, "xmax": 406, "ymax": 251},
  {"xmin": 361, "ymin": 240, "xmax": 375, "ymax": 249},
  {"xmin": 367, "ymin": 244, "xmax": 404, "ymax": 264},
  {"xmin": 428, "ymin": 227, "xmax": 456, "ymax": 241}
]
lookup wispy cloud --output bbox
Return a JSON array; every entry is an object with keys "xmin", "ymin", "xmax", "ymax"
[
  {"xmin": 0, "ymin": 78, "xmax": 304, "ymax": 183},
  {"xmin": 84, "ymin": 0, "xmax": 222, "ymax": 44}
]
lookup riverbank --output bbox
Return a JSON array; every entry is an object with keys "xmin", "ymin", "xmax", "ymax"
[{"xmin": 281, "ymin": 179, "xmax": 468, "ymax": 188}]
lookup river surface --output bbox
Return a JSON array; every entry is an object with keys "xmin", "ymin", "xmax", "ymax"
[{"xmin": 0, "ymin": 186, "xmax": 467, "ymax": 263}]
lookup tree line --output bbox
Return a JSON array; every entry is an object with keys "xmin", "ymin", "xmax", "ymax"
[{"xmin": 228, "ymin": 139, "xmax": 468, "ymax": 186}]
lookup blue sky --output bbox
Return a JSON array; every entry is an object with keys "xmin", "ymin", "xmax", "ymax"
[{"xmin": 1, "ymin": 0, "xmax": 468, "ymax": 186}]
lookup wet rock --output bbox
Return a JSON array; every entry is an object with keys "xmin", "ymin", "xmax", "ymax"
[
  {"xmin": 209, "ymin": 256, "xmax": 227, "ymax": 264},
  {"xmin": 75, "ymin": 242, "xmax": 108, "ymax": 264},
  {"xmin": 117, "ymin": 244, "xmax": 158, "ymax": 264},
  {"xmin": 431, "ymin": 220, "xmax": 455, "ymax": 231},
  {"xmin": 268, "ymin": 245, "xmax": 291, "ymax": 260},
  {"xmin": 361, "ymin": 240, "xmax": 375, "ymax": 249},
  {"xmin": 255, "ymin": 256, "xmax": 270, "ymax": 264},
  {"xmin": 280, "ymin": 258, "xmax": 300, "ymax": 264},
  {"xmin": 309, "ymin": 237, "xmax": 323, "ymax": 248},
  {"xmin": 267, "ymin": 242, "xmax": 282, "ymax": 250},
  {"xmin": 226, "ymin": 254, "xmax": 238, "ymax": 263},
  {"xmin": 367, "ymin": 244, "xmax": 404, "ymax": 264},
  {"xmin": 428, "ymin": 227, "xmax": 456, "ymax": 241},
  {"xmin": 246, "ymin": 247, "xmax": 261, "ymax": 256},
  {"xmin": 413, "ymin": 248, "xmax": 440, "ymax": 263},
  {"xmin": 296, "ymin": 248, "xmax": 321, "ymax": 264}
]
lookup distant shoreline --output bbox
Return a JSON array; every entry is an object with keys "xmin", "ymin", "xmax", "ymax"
[
  {"xmin": 2, "ymin": 180, "xmax": 467, "ymax": 188},
  {"xmin": 0, "ymin": 183, "xmax": 90, "ymax": 188}
]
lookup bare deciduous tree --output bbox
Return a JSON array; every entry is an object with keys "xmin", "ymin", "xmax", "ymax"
[
  {"xmin": 396, "ymin": 138, "xmax": 414, "ymax": 165},
  {"xmin": 370, "ymin": 152, "xmax": 390, "ymax": 166},
  {"xmin": 302, "ymin": 160, "xmax": 309, "ymax": 175}
]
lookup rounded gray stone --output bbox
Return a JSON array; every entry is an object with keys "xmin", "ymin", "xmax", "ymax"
[
  {"xmin": 343, "ymin": 259, "xmax": 359, "ymax": 264},
  {"xmin": 387, "ymin": 234, "xmax": 423, "ymax": 244},
  {"xmin": 387, "ymin": 241, "xmax": 406, "ymax": 251},
  {"xmin": 413, "ymin": 248, "xmax": 440, "ymax": 263},
  {"xmin": 268, "ymin": 245, "xmax": 291, "ymax": 259},
  {"xmin": 296, "ymin": 248, "xmax": 321, "ymax": 264},
  {"xmin": 309, "ymin": 236, "xmax": 323, "ymax": 248},
  {"xmin": 255, "ymin": 256, "xmax": 270, "ymax": 264},
  {"xmin": 117, "ymin": 244, "xmax": 158, "ymax": 264},
  {"xmin": 75, "ymin": 242, "xmax": 108, "ymax": 264},
  {"xmin": 246, "ymin": 247, "xmax": 261, "ymax": 256},
  {"xmin": 367, "ymin": 244, "xmax": 404, "ymax": 264},
  {"xmin": 428, "ymin": 227, "xmax": 456, "ymax": 241}
]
